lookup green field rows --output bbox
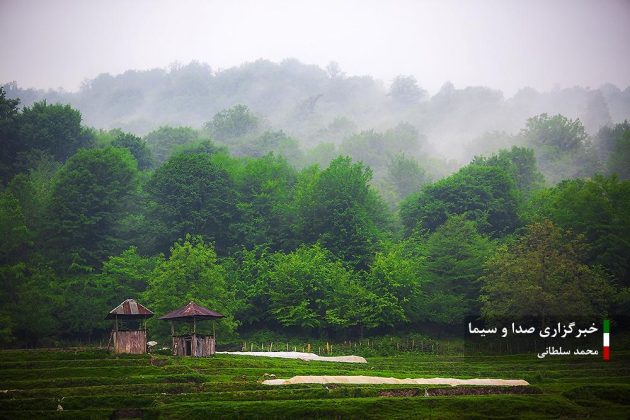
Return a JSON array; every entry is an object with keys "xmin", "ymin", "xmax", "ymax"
[{"xmin": 0, "ymin": 350, "xmax": 628, "ymax": 419}]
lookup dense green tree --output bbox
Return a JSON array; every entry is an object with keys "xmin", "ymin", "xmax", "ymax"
[
  {"xmin": 364, "ymin": 242, "xmax": 422, "ymax": 328},
  {"xmin": 386, "ymin": 153, "xmax": 428, "ymax": 201},
  {"xmin": 45, "ymin": 147, "xmax": 139, "ymax": 271},
  {"xmin": 595, "ymin": 120, "xmax": 630, "ymax": 163},
  {"xmin": 400, "ymin": 163, "xmax": 520, "ymax": 237},
  {"xmin": 2, "ymin": 83, "xmax": 628, "ymax": 348},
  {"xmin": 112, "ymin": 132, "xmax": 154, "ymax": 170},
  {"xmin": 0, "ymin": 87, "xmax": 21, "ymax": 182},
  {"xmin": 232, "ymin": 154, "xmax": 297, "ymax": 251},
  {"xmin": 144, "ymin": 126, "xmax": 200, "ymax": 164},
  {"xmin": 174, "ymin": 139, "xmax": 226, "ymax": 156},
  {"xmin": 480, "ymin": 220, "xmax": 613, "ymax": 325},
  {"xmin": 100, "ymin": 246, "xmax": 159, "ymax": 297},
  {"xmin": 224, "ymin": 246, "xmax": 275, "ymax": 328},
  {"xmin": 339, "ymin": 124, "xmax": 421, "ymax": 174},
  {"xmin": 0, "ymin": 192, "xmax": 31, "ymax": 264},
  {"xmin": 0, "ymin": 263, "xmax": 59, "ymax": 346},
  {"xmin": 416, "ymin": 216, "xmax": 493, "ymax": 324},
  {"xmin": 147, "ymin": 152, "xmax": 238, "ymax": 254},
  {"xmin": 38, "ymin": 247, "xmax": 156, "ymax": 341},
  {"xmin": 295, "ymin": 157, "xmax": 381, "ymax": 269},
  {"xmin": 53, "ymin": 273, "xmax": 121, "ymax": 342},
  {"xmin": 205, "ymin": 104, "xmax": 259, "ymax": 141},
  {"xmin": 522, "ymin": 114, "xmax": 587, "ymax": 152},
  {"xmin": 265, "ymin": 244, "xmax": 373, "ymax": 333},
  {"xmin": 143, "ymin": 235, "xmax": 238, "ymax": 338},
  {"xmin": 5, "ymin": 157, "xmax": 60, "ymax": 247},
  {"xmin": 608, "ymin": 129, "xmax": 630, "ymax": 180},
  {"xmin": 17, "ymin": 101, "xmax": 94, "ymax": 163},
  {"xmin": 473, "ymin": 146, "xmax": 545, "ymax": 200},
  {"xmin": 525, "ymin": 175, "xmax": 630, "ymax": 287},
  {"xmin": 520, "ymin": 113, "xmax": 599, "ymax": 183}
]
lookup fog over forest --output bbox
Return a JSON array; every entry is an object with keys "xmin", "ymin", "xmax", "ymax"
[
  {"xmin": 4, "ymin": 59, "xmax": 629, "ymax": 162},
  {"xmin": 1, "ymin": 0, "xmax": 630, "ymax": 381}
]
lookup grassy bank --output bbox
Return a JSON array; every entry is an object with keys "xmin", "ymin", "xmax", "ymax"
[{"xmin": 0, "ymin": 349, "xmax": 628, "ymax": 418}]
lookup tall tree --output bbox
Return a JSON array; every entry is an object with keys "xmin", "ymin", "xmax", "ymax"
[
  {"xmin": 520, "ymin": 113, "xmax": 599, "ymax": 183},
  {"xmin": 205, "ymin": 105, "xmax": 259, "ymax": 141},
  {"xmin": 17, "ymin": 101, "xmax": 94, "ymax": 163},
  {"xmin": 143, "ymin": 235, "xmax": 238, "ymax": 338},
  {"xmin": 45, "ymin": 147, "xmax": 138, "ymax": 271},
  {"xmin": 0, "ymin": 87, "xmax": 21, "ymax": 182},
  {"xmin": 594, "ymin": 120, "xmax": 630, "ymax": 163},
  {"xmin": 144, "ymin": 126, "xmax": 200, "ymax": 164},
  {"xmin": 295, "ymin": 157, "xmax": 381, "ymax": 269},
  {"xmin": 364, "ymin": 242, "xmax": 422, "ymax": 328},
  {"xmin": 112, "ymin": 132, "xmax": 154, "ymax": 170},
  {"xmin": 416, "ymin": 216, "xmax": 493, "ymax": 325},
  {"xmin": 0, "ymin": 192, "xmax": 31, "ymax": 264},
  {"xmin": 232, "ymin": 154, "xmax": 297, "ymax": 251},
  {"xmin": 525, "ymin": 175, "xmax": 630, "ymax": 287},
  {"xmin": 147, "ymin": 152, "xmax": 238, "ymax": 254},
  {"xmin": 480, "ymin": 220, "xmax": 613, "ymax": 325},
  {"xmin": 386, "ymin": 153, "xmax": 428, "ymax": 202},
  {"xmin": 264, "ymin": 244, "xmax": 374, "ymax": 334},
  {"xmin": 400, "ymin": 163, "xmax": 520, "ymax": 237},
  {"xmin": 473, "ymin": 146, "xmax": 545, "ymax": 200},
  {"xmin": 608, "ymin": 129, "xmax": 630, "ymax": 180}
]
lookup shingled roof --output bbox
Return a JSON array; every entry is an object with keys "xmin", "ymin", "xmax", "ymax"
[
  {"xmin": 106, "ymin": 299, "xmax": 154, "ymax": 319},
  {"xmin": 159, "ymin": 301, "xmax": 225, "ymax": 321}
]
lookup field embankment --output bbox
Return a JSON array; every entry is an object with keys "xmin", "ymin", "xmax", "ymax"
[{"xmin": 0, "ymin": 349, "xmax": 628, "ymax": 418}]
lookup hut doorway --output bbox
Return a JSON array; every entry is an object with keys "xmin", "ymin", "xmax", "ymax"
[{"xmin": 184, "ymin": 337, "xmax": 192, "ymax": 356}]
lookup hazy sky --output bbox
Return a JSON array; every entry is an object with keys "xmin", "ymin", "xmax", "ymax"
[{"xmin": 1, "ymin": 0, "xmax": 629, "ymax": 95}]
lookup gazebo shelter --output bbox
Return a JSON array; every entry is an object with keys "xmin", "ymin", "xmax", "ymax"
[
  {"xmin": 159, "ymin": 301, "xmax": 224, "ymax": 357},
  {"xmin": 106, "ymin": 299, "xmax": 154, "ymax": 354}
]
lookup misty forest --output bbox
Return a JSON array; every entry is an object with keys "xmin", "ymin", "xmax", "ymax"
[{"xmin": 1, "ymin": 59, "xmax": 630, "ymax": 347}]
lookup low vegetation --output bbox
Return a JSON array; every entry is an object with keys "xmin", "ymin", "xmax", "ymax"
[{"xmin": 0, "ymin": 349, "xmax": 628, "ymax": 419}]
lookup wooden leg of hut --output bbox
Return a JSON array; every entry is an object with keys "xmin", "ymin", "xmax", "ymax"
[{"xmin": 171, "ymin": 322, "xmax": 175, "ymax": 356}]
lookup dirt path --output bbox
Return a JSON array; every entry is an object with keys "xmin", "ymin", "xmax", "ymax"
[
  {"xmin": 216, "ymin": 351, "xmax": 367, "ymax": 363},
  {"xmin": 263, "ymin": 375, "xmax": 530, "ymax": 386}
]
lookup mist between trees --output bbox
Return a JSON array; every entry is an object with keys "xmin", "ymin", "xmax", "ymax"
[{"xmin": 1, "ymin": 60, "xmax": 629, "ymax": 347}]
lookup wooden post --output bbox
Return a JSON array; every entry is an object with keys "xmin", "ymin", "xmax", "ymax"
[
  {"xmin": 115, "ymin": 315, "xmax": 118, "ymax": 332},
  {"xmin": 213, "ymin": 321, "xmax": 216, "ymax": 340},
  {"xmin": 193, "ymin": 317, "xmax": 196, "ymax": 334}
]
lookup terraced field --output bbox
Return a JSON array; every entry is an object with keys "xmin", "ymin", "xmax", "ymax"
[{"xmin": 0, "ymin": 349, "xmax": 628, "ymax": 418}]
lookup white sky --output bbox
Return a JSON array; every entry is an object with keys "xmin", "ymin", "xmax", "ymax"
[{"xmin": 1, "ymin": 0, "xmax": 629, "ymax": 95}]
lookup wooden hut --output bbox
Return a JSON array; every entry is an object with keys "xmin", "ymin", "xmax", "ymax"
[
  {"xmin": 107, "ymin": 299, "xmax": 154, "ymax": 354},
  {"xmin": 159, "ymin": 301, "xmax": 224, "ymax": 357}
]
